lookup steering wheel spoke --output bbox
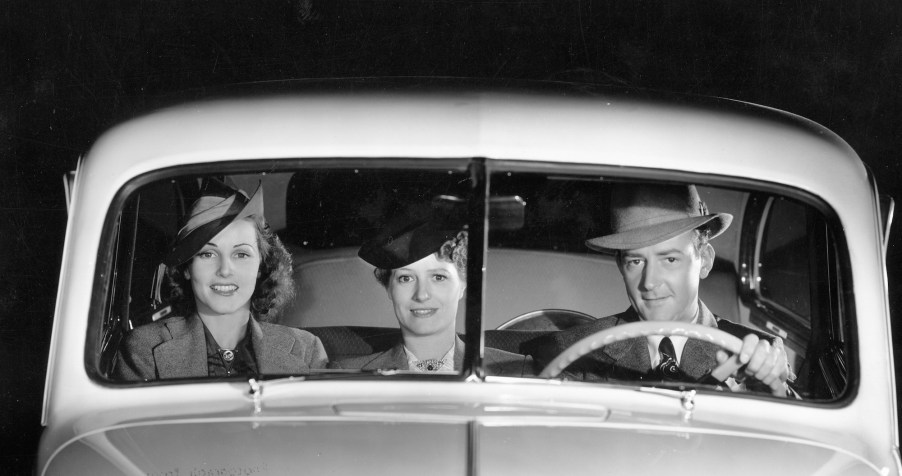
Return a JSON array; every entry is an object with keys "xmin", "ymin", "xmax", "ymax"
[{"xmin": 497, "ymin": 309, "xmax": 596, "ymax": 331}]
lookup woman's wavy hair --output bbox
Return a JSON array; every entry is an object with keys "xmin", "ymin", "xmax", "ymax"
[
  {"xmin": 165, "ymin": 215, "xmax": 295, "ymax": 322},
  {"xmin": 373, "ymin": 230, "xmax": 468, "ymax": 287}
]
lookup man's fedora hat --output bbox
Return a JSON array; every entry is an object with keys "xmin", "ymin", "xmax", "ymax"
[
  {"xmin": 164, "ymin": 179, "xmax": 264, "ymax": 267},
  {"xmin": 358, "ymin": 219, "xmax": 459, "ymax": 270},
  {"xmin": 585, "ymin": 183, "xmax": 732, "ymax": 252}
]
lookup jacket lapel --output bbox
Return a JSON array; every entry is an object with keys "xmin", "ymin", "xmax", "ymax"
[
  {"xmin": 253, "ymin": 319, "xmax": 306, "ymax": 374},
  {"xmin": 679, "ymin": 301, "xmax": 722, "ymax": 379},
  {"xmin": 600, "ymin": 302, "xmax": 721, "ymax": 379},
  {"xmin": 452, "ymin": 335, "xmax": 465, "ymax": 370},
  {"xmin": 154, "ymin": 314, "xmax": 207, "ymax": 379},
  {"xmin": 599, "ymin": 308, "xmax": 652, "ymax": 375},
  {"xmin": 360, "ymin": 343, "xmax": 409, "ymax": 371},
  {"xmin": 603, "ymin": 337, "xmax": 653, "ymax": 375},
  {"xmin": 365, "ymin": 338, "xmax": 459, "ymax": 371},
  {"xmin": 680, "ymin": 340, "xmax": 719, "ymax": 379}
]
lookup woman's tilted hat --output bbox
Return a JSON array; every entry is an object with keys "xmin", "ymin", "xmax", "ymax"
[
  {"xmin": 585, "ymin": 183, "xmax": 732, "ymax": 253},
  {"xmin": 164, "ymin": 179, "xmax": 264, "ymax": 267},
  {"xmin": 358, "ymin": 219, "xmax": 458, "ymax": 269}
]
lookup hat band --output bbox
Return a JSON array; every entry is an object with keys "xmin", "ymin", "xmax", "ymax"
[
  {"xmin": 165, "ymin": 216, "xmax": 237, "ymax": 266},
  {"xmin": 614, "ymin": 210, "xmax": 695, "ymax": 233},
  {"xmin": 177, "ymin": 195, "xmax": 244, "ymax": 240}
]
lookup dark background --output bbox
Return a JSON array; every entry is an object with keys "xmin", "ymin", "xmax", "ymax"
[{"xmin": 2, "ymin": 1, "xmax": 901, "ymax": 473}]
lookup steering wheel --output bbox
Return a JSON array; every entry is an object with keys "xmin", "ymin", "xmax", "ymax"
[
  {"xmin": 539, "ymin": 321, "xmax": 743, "ymax": 379},
  {"xmin": 496, "ymin": 309, "xmax": 596, "ymax": 331}
]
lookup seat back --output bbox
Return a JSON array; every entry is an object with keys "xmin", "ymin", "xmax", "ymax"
[
  {"xmin": 282, "ymin": 247, "xmax": 397, "ymax": 329},
  {"xmin": 304, "ymin": 326, "xmax": 552, "ymax": 361},
  {"xmin": 281, "ymin": 247, "xmax": 631, "ymax": 330},
  {"xmin": 282, "ymin": 246, "xmax": 739, "ymax": 331},
  {"xmin": 484, "ymin": 249, "xmax": 628, "ymax": 327}
]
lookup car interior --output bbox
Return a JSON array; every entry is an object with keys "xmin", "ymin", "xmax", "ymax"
[{"xmin": 93, "ymin": 161, "xmax": 851, "ymax": 401}]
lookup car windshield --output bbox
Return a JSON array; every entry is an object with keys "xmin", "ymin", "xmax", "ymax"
[{"xmin": 94, "ymin": 158, "xmax": 850, "ymax": 402}]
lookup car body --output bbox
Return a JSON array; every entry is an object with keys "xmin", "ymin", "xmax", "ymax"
[{"xmin": 39, "ymin": 87, "xmax": 898, "ymax": 475}]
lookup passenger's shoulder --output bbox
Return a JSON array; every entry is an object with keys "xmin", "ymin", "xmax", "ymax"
[
  {"xmin": 122, "ymin": 315, "xmax": 188, "ymax": 346},
  {"xmin": 134, "ymin": 314, "xmax": 188, "ymax": 330},
  {"xmin": 519, "ymin": 312, "xmax": 624, "ymax": 363},
  {"xmin": 259, "ymin": 321, "xmax": 322, "ymax": 344},
  {"xmin": 331, "ymin": 346, "xmax": 403, "ymax": 370},
  {"xmin": 484, "ymin": 346, "xmax": 536, "ymax": 377},
  {"xmin": 331, "ymin": 352, "xmax": 380, "ymax": 369},
  {"xmin": 485, "ymin": 346, "xmax": 528, "ymax": 362}
]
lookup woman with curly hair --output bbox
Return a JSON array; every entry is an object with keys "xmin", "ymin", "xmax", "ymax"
[
  {"xmin": 330, "ymin": 219, "xmax": 533, "ymax": 376},
  {"xmin": 113, "ymin": 179, "xmax": 327, "ymax": 381}
]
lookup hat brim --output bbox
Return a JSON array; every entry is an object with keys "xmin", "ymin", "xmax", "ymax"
[
  {"xmin": 358, "ymin": 220, "xmax": 458, "ymax": 270},
  {"xmin": 585, "ymin": 213, "xmax": 732, "ymax": 253},
  {"xmin": 164, "ymin": 183, "xmax": 264, "ymax": 267}
]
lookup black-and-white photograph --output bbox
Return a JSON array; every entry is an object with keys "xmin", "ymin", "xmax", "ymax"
[{"xmin": 4, "ymin": 1, "xmax": 902, "ymax": 474}]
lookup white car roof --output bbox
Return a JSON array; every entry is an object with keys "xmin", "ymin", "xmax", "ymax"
[{"xmin": 84, "ymin": 91, "xmax": 865, "ymax": 193}]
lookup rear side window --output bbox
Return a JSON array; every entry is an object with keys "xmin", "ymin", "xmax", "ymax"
[
  {"xmin": 758, "ymin": 198, "xmax": 812, "ymax": 319},
  {"xmin": 741, "ymin": 193, "xmax": 848, "ymax": 399}
]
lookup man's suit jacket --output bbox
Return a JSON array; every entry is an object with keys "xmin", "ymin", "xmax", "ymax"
[
  {"xmin": 329, "ymin": 336, "xmax": 536, "ymax": 377},
  {"xmin": 525, "ymin": 301, "xmax": 774, "ymax": 383},
  {"xmin": 113, "ymin": 314, "xmax": 329, "ymax": 381}
]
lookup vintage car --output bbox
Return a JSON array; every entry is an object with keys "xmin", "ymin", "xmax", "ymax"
[{"xmin": 38, "ymin": 86, "xmax": 898, "ymax": 475}]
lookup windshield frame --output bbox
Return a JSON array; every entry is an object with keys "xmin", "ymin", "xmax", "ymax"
[{"xmin": 87, "ymin": 156, "xmax": 856, "ymax": 404}]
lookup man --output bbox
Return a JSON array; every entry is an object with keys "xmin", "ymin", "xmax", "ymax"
[{"xmin": 528, "ymin": 183, "xmax": 794, "ymax": 397}]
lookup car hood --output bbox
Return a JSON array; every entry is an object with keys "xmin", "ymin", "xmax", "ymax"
[{"xmin": 42, "ymin": 418, "xmax": 883, "ymax": 475}]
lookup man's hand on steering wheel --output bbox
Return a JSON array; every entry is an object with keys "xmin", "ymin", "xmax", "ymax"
[
  {"xmin": 540, "ymin": 321, "xmax": 797, "ymax": 398},
  {"xmin": 713, "ymin": 334, "xmax": 795, "ymax": 397}
]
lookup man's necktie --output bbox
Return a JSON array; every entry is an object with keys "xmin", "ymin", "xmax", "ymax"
[{"xmin": 656, "ymin": 337, "xmax": 688, "ymax": 381}]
